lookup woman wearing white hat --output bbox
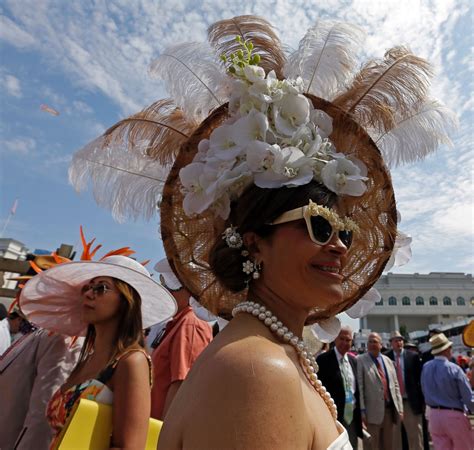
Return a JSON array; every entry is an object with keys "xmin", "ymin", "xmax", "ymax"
[{"xmin": 20, "ymin": 254, "xmax": 177, "ymax": 449}]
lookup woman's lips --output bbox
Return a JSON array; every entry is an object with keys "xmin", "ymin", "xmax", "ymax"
[{"xmin": 311, "ymin": 264, "xmax": 343, "ymax": 280}]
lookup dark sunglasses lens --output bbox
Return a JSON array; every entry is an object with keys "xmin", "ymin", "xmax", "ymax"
[
  {"xmin": 92, "ymin": 284, "xmax": 107, "ymax": 295},
  {"xmin": 339, "ymin": 230, "xmax": 353, "ymax": 248},
  {"xmin": 310, "ymin": 215, "xmax": 333, "ymax": 244}
]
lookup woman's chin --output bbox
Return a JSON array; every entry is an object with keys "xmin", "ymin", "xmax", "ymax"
[
  {"xmin": 81, "ymin": 309, "xmax": 96, "ymax": 324},
  {"xmin": 306, "ymin": 285, "xmax": 344, "ymax": 311}
]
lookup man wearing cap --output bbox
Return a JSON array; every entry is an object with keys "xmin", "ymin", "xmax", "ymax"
[
  {"xmin": 317, "ymin": 325, "xmax": 362, "ymax": 448},
  {"xmin": 421, "ymin": 332, "xmax": 474, "ymax": 450},
  {"xmin": 357, "ymin": 332, "xmax": 403, "ymax": 450},
  {"xmin": 386, "ymin": 331, "xmax": 424, "ymax": 450},
  {"xmin": 150, "ymin": 258, "xmax": 213, "ymax": 420}
]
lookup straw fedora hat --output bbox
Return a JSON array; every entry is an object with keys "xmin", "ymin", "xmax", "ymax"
[
  {"xmin": 429, "ymin": 332, "xmax": 453, "ymax": 355},
  {"xmin": 389, "ymin": 331, "xmax": 405, "ymax": 341}
]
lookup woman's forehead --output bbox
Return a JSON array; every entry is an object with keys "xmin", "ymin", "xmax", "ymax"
[{"xmin": 89, "ymin": 275, "xmax": 114, "ymax": 284}]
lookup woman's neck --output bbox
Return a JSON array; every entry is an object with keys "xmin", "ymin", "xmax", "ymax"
[
  {"xmin": 92, "ymin": 319, "xmax": 120, "ymax": 359},
  {"xmin": 247, "ymin": 283, "xmax": 310, "ymax": 338}
]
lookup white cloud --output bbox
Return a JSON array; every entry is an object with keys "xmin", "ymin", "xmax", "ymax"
[
  {"xmin": 1, "ymin": 137, "xmax": 36, "ymax": 154},
  {"xmin": 0, "ymin": 70, "xmax": 22, "ymax": 97},
  {"xmin": 0, "ymin": 14, "xmax": 35, "ymax": 48},
  {"xmin": 40, "ymin": 86, "xmax": 67, "ymax": 106}
]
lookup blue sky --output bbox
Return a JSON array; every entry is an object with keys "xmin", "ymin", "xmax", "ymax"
[{"xmin": 1, "ymin": 0, "xmax": 472, "ymax": 302}]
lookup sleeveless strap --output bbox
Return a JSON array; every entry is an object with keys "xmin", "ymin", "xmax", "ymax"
[{"xmin": 98, "ymin": 348, "xmax": 153, "ymax": 386}]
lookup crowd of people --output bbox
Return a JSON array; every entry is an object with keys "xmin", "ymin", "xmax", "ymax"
[
  {"xmin": 1, "ymin": 285, "xmax": 472, "ymax": 450},
  {"xmin": 315, "ymin": 327, "xmax": 473, "ymax": 450},
  {"xmin": 0, "ymin": 13, "xmax": 469, "ymax": 450}
]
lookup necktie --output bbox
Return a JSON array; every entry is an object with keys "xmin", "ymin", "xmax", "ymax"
[
  {"xmin": 340, "ymin": 357, "xmax": 354, "ymax": 424},
  {"xmin": 375, "ymin": 358, "xmax": 389, "ymax": 401},
  {"xmin": 395, "ymin": 353, "xmax": 405, "ymax": 397}
]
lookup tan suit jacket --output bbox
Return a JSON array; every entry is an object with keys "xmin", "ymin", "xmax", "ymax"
[
  {"xmin": 356, "ymin": 352, "xmax": 403, "ymax": 425},
  {"xmin": 0, "ymin": 329, "xmax": 80, "ymax": 450}
]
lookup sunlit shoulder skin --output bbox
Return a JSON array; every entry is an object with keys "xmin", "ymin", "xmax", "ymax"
[{"xmin": 158, "ymin": 314, "xmax": 340, "ymax": 450}]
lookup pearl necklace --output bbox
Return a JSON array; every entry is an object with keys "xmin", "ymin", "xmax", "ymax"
[{"xmin": 232, "ymin": 301, "xmax": 338, "ymax": 420}]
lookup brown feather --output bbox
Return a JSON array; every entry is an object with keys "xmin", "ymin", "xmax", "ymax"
[
  {"xmin": 102, "ymin": 99, "xmax": 198, "ymax": 165},
  {"xmin": 333, "ymin": 46, "xmax": 433, "ymax": 133},
  {"xmin": 208, "ymin": 15, "xmax": 286, "ymax": 79}
]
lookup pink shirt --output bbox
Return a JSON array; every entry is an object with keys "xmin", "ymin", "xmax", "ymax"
[{"xmin": 150, "ymin": 306, "xmax": 212, "ymax": 419}]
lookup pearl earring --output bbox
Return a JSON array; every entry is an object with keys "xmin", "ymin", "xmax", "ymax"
[{"xmin": 252, "ymin": 262, "xmax": 262, "ymax": 279}]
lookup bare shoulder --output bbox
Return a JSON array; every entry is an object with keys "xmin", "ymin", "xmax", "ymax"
[
  {"xmin": 208, "ymin": 337, "xmax": 304, "ymax": 410},
  {"xmin": 114, "ymin": 349, "xmax": 150, "ymax": 378},
  {"xmin": 163, "ymin": 335, "xmax": 311, "ymax": 449},
  {"xmin": 208, "ymin": 334, "xmax": 299, "ymax": 383}
]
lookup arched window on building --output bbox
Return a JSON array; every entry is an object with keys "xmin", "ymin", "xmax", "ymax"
[
  {"xmin": 376, "ymin": 297, "xmax": 383, "ymax": 306},
  {"xmin": 402, "ymin": 296, "xmax": 411, "ymax": 305},
  {"xmin": 416, "ymin": 296, "xmax": 424, "ymax": 305},
  {"xmin": 443, "ymin": 296, "xmax": 452, "ymax": 306},
  {"xmin": 388, "ymin": 296, "xmax": 397, "ymax": 306},
  {"xmin": 429, "ymin": 296, "xmax": 438, "ymax": 305},
  {"xmin": 456, "ymin": 297, "xmax": 465, "ymax": 306}
]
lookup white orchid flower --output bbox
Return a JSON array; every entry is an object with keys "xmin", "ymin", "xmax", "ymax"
[
  {"xmin": 206, "ymin": 124, "xmax": 247, "ymax": 162},
  {"xmin": 310, "ymin": 109, "xmax": 333, "ymax": 139},
  {"xmin": 180, "ymin": 162, "xmax": 218, "ymax": 216},
  {"xmin": 321, "ymin": 156, "xmax": 368, "ymax": 196},
  {"xmin": 253, "ymin": 146, "xmax": 314, "ymax": 188},
  {"xmin": 246, "ymin": 140, "xmax": 277, "ymax": 172},
  {"xmin": 243, "ymin": 64, "xmax": 266, "ymax": 82},
  {"xmin": 280, "ymin": 77, "xmax": 305, "ymax": 95},
  {"xmin": 272, "ymin": 93, "xmax": 311, "ymax": 137}
]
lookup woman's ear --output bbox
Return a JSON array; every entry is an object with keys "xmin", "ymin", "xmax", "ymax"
[{"xmin": 242, "ymin": 231, "xmax": 263, "ymax": 260}]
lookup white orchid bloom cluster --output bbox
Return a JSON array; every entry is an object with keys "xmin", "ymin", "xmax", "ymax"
[{"xmin": 180, "ymin": 40, "xmax": 368, "ymax": 219}]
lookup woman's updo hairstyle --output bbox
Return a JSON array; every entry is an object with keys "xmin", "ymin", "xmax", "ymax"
[{"xmin": 209, "ymin": 180, "xmax": 337, "ymax": 292}]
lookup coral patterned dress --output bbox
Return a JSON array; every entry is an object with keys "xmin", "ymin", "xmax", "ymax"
[{"xmin": 47, "ymin": 349, "xmax": 151, "ymax": 449}]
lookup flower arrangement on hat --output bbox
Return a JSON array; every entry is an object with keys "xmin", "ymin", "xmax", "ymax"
[{"xmin": 180, "ymin": 38, "xmax": 368, "ymax": 220}]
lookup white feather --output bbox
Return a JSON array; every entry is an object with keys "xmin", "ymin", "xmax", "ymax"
[
  {"xmin": 345, "ymin": 288, "xmax": 381, "ymax": 319},
  {"xmin": 69, "ymin": 136, "xmax": 168, "ymax": 223},
  {"xmin": 284, "ymin": 21, "xmax": 365, "ymax": 100},
  {"xmin": 149, "ymin": 42, "xmax": 230, "ymax": 122},
  {"xmin": 375, "ymin": 99, "xmax": 458, "ymax": 167}
]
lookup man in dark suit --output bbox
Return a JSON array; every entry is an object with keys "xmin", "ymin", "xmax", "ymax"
[
  {"xmin": 317, "ymin": 325, "xmax": 362, "ymax": 448},
  {"xmin": 386, "ymin": 331, "xmax": 424, "ymax": 450}
]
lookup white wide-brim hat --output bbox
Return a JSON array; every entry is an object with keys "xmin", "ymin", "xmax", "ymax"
[{"xmin": 20, "ymin": 255, "xmax": 177, "ymax": 336}]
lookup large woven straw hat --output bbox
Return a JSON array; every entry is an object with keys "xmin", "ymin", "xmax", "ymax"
[{"xmin": 161, "ymin": 97, "xmax": 396, "ymax": 322}]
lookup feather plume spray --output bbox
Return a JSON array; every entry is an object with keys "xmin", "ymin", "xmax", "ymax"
[
  {"xmin": 69, "ymin": 99, "xmax": 196, "ymax": 223},
  {"xmin": 102, "ymin": 99, "xmax": 196, "ymax": 165},
  {"xmin": 208, "ymin": 15, "xmax": 286, "ymax": 79},
  {"xmin": 69, "ymin": 134, "xmax": 170, "ymax": 223},
  {"xmin": 373, "ymin": 99, "xmax": 458, "ymax": 167},
  {"xmin": 333, "ymin": 47, "xmax": 433, "ymax": 133},
  {"xmin": 150, "ymin": 42, "xmax": 229, "ymax": 123},
  {"xmin": 284, "ymin": 21, "xmax": 365, "ymax": 100}
]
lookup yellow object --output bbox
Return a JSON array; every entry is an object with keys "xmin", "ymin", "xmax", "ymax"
[{"xmin": 55, "ymin": 399, "xmax": 162, "ymax": 450}]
